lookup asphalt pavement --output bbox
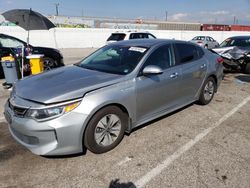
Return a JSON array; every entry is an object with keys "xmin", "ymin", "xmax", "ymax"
[{"xmin": 0, "ymin": 49, "xmax": 250, "ymax": 188}]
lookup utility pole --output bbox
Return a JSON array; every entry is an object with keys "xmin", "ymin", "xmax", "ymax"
[
  {"xmin": 55, "ymin": 3, "xmax": 59, "ymax": 16},
  {"xmin": 233, "ymin": 16, "xmax": 236, "ymax": 25},
  {"xmin": 165, "ymin": 11, "xmax": 168, "ymax": 21}
]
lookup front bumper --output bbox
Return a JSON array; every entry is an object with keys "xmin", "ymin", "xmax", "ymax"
[{"xmin": 4, "ymin": 100, "xmax": 88, "ymax": 156}]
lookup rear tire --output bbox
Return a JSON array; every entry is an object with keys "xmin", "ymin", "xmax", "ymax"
[
  {"xmin": 243, "ymin": 63, "xmax": 250, "ymax": 74},
  {"xmin": 43, "ymin": 57, "xmax": 58, "ymax": 71},
  {"xmin": 198, "ymin": 77, "xmax": 216, "ymax": 105},
  {"xmin": 84, "ymin": 106, "xmax": 127, "ymax": 154}
]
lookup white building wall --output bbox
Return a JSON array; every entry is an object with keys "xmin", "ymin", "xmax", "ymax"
[{"xmin": 0, "ymin": 26, "xmax": 249, "ymax": 49}]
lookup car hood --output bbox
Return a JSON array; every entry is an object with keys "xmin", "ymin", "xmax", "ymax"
[
  {"xmin": 225, "ymin": 46, "xmax": 250, "ymax": 60},
  {"xmin": 15, "ymin": 65, "xmax": 123, "ymax": 104},
  {"xmin": 212, "ymin": 46, "xmax": 235, "ymax": 55}
]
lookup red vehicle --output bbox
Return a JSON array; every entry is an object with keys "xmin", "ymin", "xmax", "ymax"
[
  {"xmin": 201, "ymin": 24, "xmax": 231, "ymax": 31},
  {"xmin": 231, "ymin": 25, "xmax": 250, "ymax": 32}
]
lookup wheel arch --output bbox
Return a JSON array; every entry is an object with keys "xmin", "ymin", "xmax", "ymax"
[
  {"xmin": 207, "ymin": 74, "xmax": 218, "ymax": 92},
  {"xmin": 81, "ymin": 103, "xmax": 132, "ymax": 150}
]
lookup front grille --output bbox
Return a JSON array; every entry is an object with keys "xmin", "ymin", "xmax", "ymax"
[{"xmin": 9, "ymin": 100, "xmax": 28, "ymax": 117}]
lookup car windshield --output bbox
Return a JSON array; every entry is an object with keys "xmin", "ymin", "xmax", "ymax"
[
  {"xmin": 220, "ymin": 37, "xmax": 250, "ymax": 47},
  {"xmin": 77, "ymin": 45, "xmax": 149, "ymax": 75}
]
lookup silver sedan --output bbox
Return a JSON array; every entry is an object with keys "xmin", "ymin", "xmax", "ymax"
[
  {"xmin": 190, "ymin": 36, "xmax": 219, "ymax": 49},
  {"xmin": 4, "ymin": 39, "xmax": 224, "ymax": 155}
]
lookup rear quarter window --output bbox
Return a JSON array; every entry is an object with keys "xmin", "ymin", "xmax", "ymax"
[
  {"xmin": 196, "ymin": 46, "xmax": 205, "ymax": 58},
  {"xmin": 174, "ymin": 43, "xmax": 200, "ymax": 65}
]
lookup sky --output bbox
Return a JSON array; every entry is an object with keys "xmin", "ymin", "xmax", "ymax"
[{"xmin": 0, "ymin": 0, "xmax": 250, "ymax": 25}]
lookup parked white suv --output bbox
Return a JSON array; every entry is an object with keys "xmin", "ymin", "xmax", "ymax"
[{"xmin": 106, "ymin": 31, "xmax": 156, "ymax": 44}]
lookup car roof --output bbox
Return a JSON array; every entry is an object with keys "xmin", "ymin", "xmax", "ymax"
[
  {"xmin": 108, "ymin": 39, "xmax": 189, "ymax": 48},
  {"xmin": 111, "ymin": 30, "xmax": 151, "ymax": 34},
  {"xmin": 193, "ymin": 36, "xmax": 210, "ymax": 38},
  {"xmin": 0, "ymin": 33, "xmax": 25, "ymax": 44},
  {"xmin": 227, "ymin": 36, "xmax": 250, "ymax": 40}
]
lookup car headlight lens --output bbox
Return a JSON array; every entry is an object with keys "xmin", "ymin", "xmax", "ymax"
[{"xmin": 25, "ymin": 101, "xmax": 81, "ymax": 121}]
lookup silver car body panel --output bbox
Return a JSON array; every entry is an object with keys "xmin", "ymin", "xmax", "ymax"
[
  {"xmin": 15, "ymin": 65, "xmax": 124, "ymax": 104},
  {"xmin": 4, "ymin": 39, "xmax": 223, "ymax": 155}
]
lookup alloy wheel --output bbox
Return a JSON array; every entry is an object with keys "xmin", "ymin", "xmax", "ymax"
[
  {"xmin": 94, "ymin": 114, "xmax": 122, "ymax": 147},
  {"xmin": 204, "ymin": 80, "xmax": 215, "ymax": 101}
]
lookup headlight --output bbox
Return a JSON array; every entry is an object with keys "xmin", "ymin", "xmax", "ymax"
[{"xmin": 25, "ymin": 101, "xmax": 81, "ymax": 121}]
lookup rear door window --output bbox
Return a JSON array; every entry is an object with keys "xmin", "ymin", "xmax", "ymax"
[
  {"xmin": 107, "ymin": 33, "xmax": 126, "ymax": 41},
  {"xmin": 174, "ymin": 43, "xmax": 199, "ymax": 65},
  {"xmin": 196, "ymin": 36, "xmax": 205, "ymax": 41}
]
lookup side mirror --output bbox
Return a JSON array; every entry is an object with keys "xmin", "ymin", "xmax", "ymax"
[{"xmin": 142, "ymin": 65, "xmax": 163, "ymax": 75}]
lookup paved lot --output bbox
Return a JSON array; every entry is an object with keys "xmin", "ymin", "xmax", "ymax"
[{"xmin": 0, "ymin": 49, "xmax": 250, "ymax": 188}]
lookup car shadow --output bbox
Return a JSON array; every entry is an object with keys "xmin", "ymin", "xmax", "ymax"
[
  {"xmin": 235, "ymin": 75, "xmax": 250, "ymax": 83},
  {"xmin": 42, "ymin": 147, "xmax": 87, "ymax": 159},
  {"xmin": 109, "ymin": 179, "xmax": 136, "ymax": 188},
  {"xmin": 129, "ymin": 103, "xmax": 193, "ymax": 134}
]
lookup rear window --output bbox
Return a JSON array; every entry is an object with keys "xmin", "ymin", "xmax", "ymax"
[
  {"xmin": 193, "ymin": 36, "xmax": 205, "ymax": 41},
  {"xmin": 107, "ymin": 33, "xmax": 126, "ymax": 41}
]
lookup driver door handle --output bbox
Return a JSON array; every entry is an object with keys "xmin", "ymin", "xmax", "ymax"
[
  {"xmin": 170, "ymin": 72, "xmax": 178, "ymax": 78},
  {"xmin": 200, "ymin": 64, "xmax": 207, "ymax": 69}
]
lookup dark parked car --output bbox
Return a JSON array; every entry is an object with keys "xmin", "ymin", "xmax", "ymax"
[
  {"xmin": 213, "ymin": 36, "xmax": 250, "ymax": 54},
  {"xmin": 213, "ymin": 36, "xmax": 250, "ymax": 73},
  {"xmin": 0, "ymin": 33, "xmax": 64, "ymax": 78}
]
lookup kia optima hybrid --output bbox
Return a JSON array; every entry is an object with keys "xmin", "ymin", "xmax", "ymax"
[{"xmin": 4, "ymin": 39, "xmax": 224, "ymax": 155}]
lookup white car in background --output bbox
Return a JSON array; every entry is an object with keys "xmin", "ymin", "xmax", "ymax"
[{"xmin": 106, "ymin": 31, "xmax": 156, "ymax": 44}]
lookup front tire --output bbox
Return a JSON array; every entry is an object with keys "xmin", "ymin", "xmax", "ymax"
[
  {"xmin": 198, "ymin": 77, "xmax": 216, "ymax": 105},
  {"xmin": 84, "ymin": 106, "xmax": 127, "ymax": 154}
]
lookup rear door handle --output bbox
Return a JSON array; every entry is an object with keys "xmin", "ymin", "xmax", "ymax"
[
  {"xmin": 170, "ymin": 72, "xmax": 178, "ymax": 78},
  {"xmin": 200, "ymin": 64, "xmax": 207, "ymax": 69}
]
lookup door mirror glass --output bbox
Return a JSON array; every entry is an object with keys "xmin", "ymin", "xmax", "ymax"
[{"xmin": 142, "ymin": 65, "xmax": 163, "ymax": 75}]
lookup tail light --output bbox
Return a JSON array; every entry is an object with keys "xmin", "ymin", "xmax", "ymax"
[
  {"xmin": 197, "ymin": 41, "xmax": 203, "ymax": 44},
  {"xmin": 217, "ymin": 57, "xmax": 224, "ymax": 64}
]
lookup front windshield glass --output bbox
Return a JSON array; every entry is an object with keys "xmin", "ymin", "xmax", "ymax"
[
  {"xmin": 220, "ymin": 38, "xmax": 250, "ymax": 48},
  {"xmin": 77, "ymin": 45, "xmax": 148, "ymax": 75}
]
